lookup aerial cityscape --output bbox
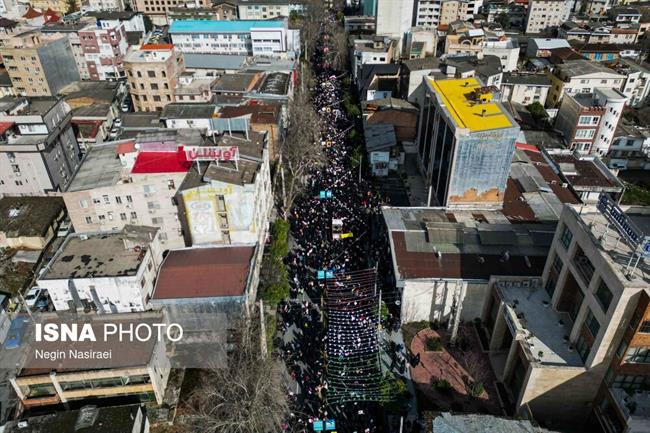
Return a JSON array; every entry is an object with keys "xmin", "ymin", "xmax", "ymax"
[{"xmin": 0, "ymin": 0, "xmax": 649, "ymax": 432}]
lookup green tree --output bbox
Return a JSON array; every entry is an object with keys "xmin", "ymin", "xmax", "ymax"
[
  {"xmin": 66, "ymin": 0, "xmax": 78, "ymax": 13},
  {"xmin": 379, "ymin": 372, "xmax": 411, "ymax": 414},
  {"xmin": 495, "ymin": 13, "xmax": 509, "ymax": 29},
  {"xmin": 527, "ymin": 102, "xmax": 548, "ymax": 121}
]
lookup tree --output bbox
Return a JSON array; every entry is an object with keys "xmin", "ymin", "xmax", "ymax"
[
  {"xmin": 183, "ymin": 318, "xmax": 289, "ymax": 433},
  {"xmin": 495, "ymin": 13, "xmax": 509, "ymax": 30},
  {"xmin": 276, "ymin": 89, "xmax": 325, "ymax": 219},
  {"xmin": 457, "ymin": 327, "xmax": 489, "ymax": 398},
  {"xmin": 527, "ymin": 101, "xmax": 548, "ymax": 121},
  {"xmin": 66, "ymin": 0, "xmax": 78, "ymax": 13},
  {"xmin": 259, "ymin": 219, "xmax": 291, "ymax": 306}
]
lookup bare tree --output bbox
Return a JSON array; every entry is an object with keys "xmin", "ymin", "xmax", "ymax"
[
  {"xmin": 457, "ymin": 327, "xmax": 489, "ymax": 397},
  {"xmin": 276, "ymin": 89, "xmax": 325, "ymax": 219},
  {"xmin": 183, "ymin": 318, "xmax": 289, "ymax": 433}
]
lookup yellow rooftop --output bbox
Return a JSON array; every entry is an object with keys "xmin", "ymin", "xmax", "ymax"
[{"xmin": 428, "ymin": 77, "xmax": 513, "ymax": 132}]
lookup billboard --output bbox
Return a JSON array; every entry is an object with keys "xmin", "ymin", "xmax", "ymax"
[{"xmin": 184, "ymin": 146, "xmax": 239, "ymax": 162}]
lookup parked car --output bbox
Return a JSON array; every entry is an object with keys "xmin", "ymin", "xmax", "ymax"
[
  {"xmin": 109, "ymin": 127, "xmax": 120, "ymax": 139},
  {"xmin": 121, "ymin": 101, "xmax": 130, "ymax": 112},
  {"xmin": 24, "ymin": 288, "xmax": 43, "ymax": 308},
  {"xmin": 57, "ymin": 219, "xmax": 71, "ymax": 237},
  {"xmin": 114, "ymin": 118, "xmax": 123, "ymax": 128},
  {"xmin": 4, "ymin": 316, "xmax": 28, "ymax": 349}
]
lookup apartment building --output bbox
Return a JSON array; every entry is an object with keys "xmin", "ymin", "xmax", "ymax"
[
  {"xmin": 0, "ymin": 97, "xmax": 81, "ymax": 194},
  {"xmin": 0, "ymin": 30, "xmax": 80, "ymax": 97},
  {"xmin": 525, "ymin": 0, "xmax": 569, "ymax": 34},
  {"xmin": 500, "ymin": 74, "xmax": 551, "ymax": 106},
  {"xmin": 547, "ymin": 59, "xmax": 625, "ymax": 108},
  {"xmin": 416, "ymin": 77, "xmax": 520, "ymax": 208},
  {"xmin": 176, "ymin": 132, "xmax": 272, "ymax": 247},
  {"xmin": 132, "ymin": 0, "xmax": 211, "ymax": 25},
  {"xmin": 605, "ymin": 59, "xmax": 650, "ymax": 108},
  {"xmin": 79, "ymin": 21, "xmax": 129, "ymax": 81},
  {"xmin": 30, "ymin": 0, "xmax": 81, "ymax": 14},
  {"xmin": 11, "ymin": 312, "xmax": 170, "ymax": 407},
  {"xmin": 88, "ymin": 11, "xmax": 147, "ymax": 34},
  {"xmin": 41, "ymin": 21, "xmax": 93, "ymax": 81},
  {"xmin": 124, "ymin": 46, "xmax": 185, "ymax": 112},
  {"xmin": 444, "ymin": 22, "xmax": 485, "ymax": 57},
  {"xmin": 36, "ymin": 226, "xmax": 163, "ymax": 312},
  {"xmin": 169, "ymin": 19, "xmax": 299, "ymax": 59},
  {"xmin": 352, "ymin": 36, "xmax": 396, "ymax": 82},
  {"xmin": 84, "ymin": 0, "xmax": 125, "ymax": 11},
  {"xmin": 237, "ymin": 0, "xmax": 305, "ymax": 19},
  {"xmin": 62, "ymin": 132, "xmax": 194, "ymax": 249},
  {"xmin": 483, "ymin": 36, "xmax": 519, "ymax": 72},
  {"xmin": 555, "ymin": 88, "xmax": 627, "ymax": 155},
  {"xmin": 174, "ymin": 73, "xmax": 215, "ymax": 103},
  {"xmin": 482, "ymin": 198, "xmax": 650, "ymax": 431},
  {"xmin": 608, "ymin": 119, "xmax": 650, "ymax": 170}
]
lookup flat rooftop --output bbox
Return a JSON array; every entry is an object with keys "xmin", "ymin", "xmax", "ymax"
[
  {"xmin": 160, "ymin": 103, "xmax": 216, "ymax": 119},
  {"xmin": 152, "ymin": 246, "xmax": 254, "ymax": 300},
  {"xmin": 497, "ymin": 278, "xmax": 584, "ymax": 367},
  {"xmin": 40, "ymin": 226, "xmax": 157, "ymax": 280},
  {"xmin": 169, "ymin": 19, "xmax": 284, "ymax": 34},
  {"xmin": 383, "ymin": 207, "xmax": 554, "ymax": 281},
  {"xmin": 427, "ymin": 78, "xmax": 513, "ymax": 132},
  {"xmin": 67, "ymin": 142, "xmax": 124, "ymax": 191},
  {"xmin": 568, "ymin": 204, "xmax": 650, "ymax": 286},
  {"xmin": 0, "ymin": 196, "xmax": 64, "ymax": 238},
  {"xmin": 547, "ymin": 151, "xmax": 623, "ymax": 192}
]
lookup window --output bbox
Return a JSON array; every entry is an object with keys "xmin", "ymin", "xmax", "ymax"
[
  {"xmin": 640, "ymin": 320, "xmax": 650, "ymax": 333},
  {"xmin": 126, "ymin": 195, "xmax": 133, "ymax": 203},
  {"xmin": 151, "ymin": 217, "xmax": 163, "ymax": 224},
  {"xmin": 575, "ymin": 129, "xmax": 596, "ymax": 139},
  {"xmin": 167, "ymin": 179, "xmax": 175, "ymax": 190},
  {"xmin": 85, "ymin": 216, "xmax": 93, "ymax": 224},
  {"xmin": 130, "ymin": 211, "xmax": 138, "ymax": 219},
  {"xmin": 153, "ymin": 95, "xmax": 161, "ymax": 102},
  {"xmin": 79, "ymin": 199, "xmax": 88, "ymax": 209},
  {"xmin": 613, "ymin": 375, "xmax": 646, "ymax": 391},
  {"xmin": 578, "ymin": 115, "xmax": 599, "ymax": 125},
  {"xmin": 120, "ymin": 213, "xmax": 127, "ymax": 221},
  {"xmin": 115, "ymin": 196, "xmax": 122, "ymax": 204},
  {"xmin": 560, "ymin": 225, "xmax": 572, "ymax": 249},
  {"xmin": 159, "ymin": 232, "xmax": 168, "ymax": 241},
  {"xmin": 147, "ymin": 70, "xmax": 156, "ymax": 78},
  {"xmin": 98, "ymin": 215, "xmax": 106, "ymax": 222},
  {"xmin": 102, "ymin": 195, "xmax": 110, "ymax": 204},
  {"xmin": 625, "ymin": 347, "xmax": 650, "ymax": 364},
  {"xmin": 150, "ymin": 83, "xmax": 159, "ymax": 90},
  {"xmin": 575, "ymin": 333, "xmax": 592, "ymax": 362},
  {"xmin": 585, "ymin": 309, "xmax": 600, "ymax": 338},
  {"xmin": 595, "ymin": 281, "xmax": 613, "ymax": 313}
]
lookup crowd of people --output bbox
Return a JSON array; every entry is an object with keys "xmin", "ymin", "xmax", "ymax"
[{"xmin": 276, "ymin": 10, "xmax": 393, "ymax": 433}]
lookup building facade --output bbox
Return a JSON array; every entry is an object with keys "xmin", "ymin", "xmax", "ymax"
[
  {"xmin": 376, "ymin": 0, "xmax": 414, "ymax": 43},
  {"xmin": 131, "ymin": 0, "xmax": 211, "ymax": 24},
  {"xmin": 79, "ymin": 21, "xmax": 129, "ymax": 81},
  {"xmin": 525, "ymin": 0, "xmax": 568, "ymax": 34},
  {"xmin": 237, "ymin": 0, "xmax": 305, "ymax": 19},
  {"xmin": 547, "ymin": 59, "xmax": 625, "ymax": 108},
  {"xmin": 416, "ymin": 77, "xmax": 519, "ymax": 208}
]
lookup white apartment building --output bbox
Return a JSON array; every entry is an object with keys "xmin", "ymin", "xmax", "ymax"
[
  {"xmin": 525, "ymin": 0, "xmax": 569, "ymax": 34},
  {"xmin": 237, "ymin": 0, "xmax": 305, "ymax": 19},
  {"xmin": 63, "ymin": 137, "xmax": 192, "ymax": 249},
  {"xmin": 415, "ymin": 0, "xmax": 471, "ymax": 28},
  {"xmin": 91, "ymin": 11, "xmax": 147, "ymax": 34},
  {"xmin": 35, "ymin": 226, "xmax": 163, "ymax": 313},
  {"xmin": 547, "ymin": 59, "xmax": 625, "ymax": 108},
  {"xmin": 483, "ymin": 36, "xmax": 519, "ymax": 72},
  {"xmin": 500, "ymin": 74, "xmax": 551, "ymax": 106},
  {"xmin": 169, "ymin": 19, "xmax": 299, "ymax": 59},
  {"xmin": 84, "ymin": 0, "xmax": 125, "ymax": 11},
  {"xmin": 376, "ymin": 0, "xmax": 414, "ymax": 47},
  {"xmin": 352, "ymin": 36, "xmax": 396, "ymax": 82},
  {"xmin": 79, "ymin": 21, "xmax": 129, "ymax": 81},
  {"xmin": 607, "ymin": 58, "xmax": 650, "ymax": 108}
]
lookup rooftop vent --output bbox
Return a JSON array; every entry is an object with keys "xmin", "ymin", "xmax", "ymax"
[{"xmin": 75, "ymin": 406, "xmax": 99, "ymax": 430}]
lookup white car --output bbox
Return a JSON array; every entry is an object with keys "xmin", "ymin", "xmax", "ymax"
[
  {"xmin": 114, "ymin": 118, "xmax": 123, "ymax": 128},
  {"xmin": 109, "ymin": 127, "xmax": 120, "ymax": 139},
  {"xmin": 24, "ymin": 288, "xmax": 43, "ymax": 307},
  {"xmin": 57, "ymin": 219, "xmax": 71, "ymax": 237}
]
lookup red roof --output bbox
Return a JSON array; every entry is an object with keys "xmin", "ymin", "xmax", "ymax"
[
  {"xmin": 23, "ymin": 6, "xmax": 42, "ymax": 18},
  {"xmin": 152, "ymin": 246, "xmax": 255, "ymax": 300},
  {"xmin": 130, "ymin": 150, "xmax": 191, "ymax": 174},
  {"xmin": 0, "ymin": 122, "xmax": 14, "ymax": 135},
  {"xmin": 515, "ymin": 142, "xmax": 540, "ymax": 153},
  {"xmin": 115, "ymin": 141, "xmax": 137, "ymax": 154}
]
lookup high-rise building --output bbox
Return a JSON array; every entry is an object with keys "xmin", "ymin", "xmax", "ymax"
[
  {"xmin": 416, "ymin": 77, "xmax": 519, "ymax": 208},
  {"xmin": 131, "ymin": 0, "xmax": 211, "ymax": 25},
  {"xmin": 555, "ymin": 88, "xmax": 627, "ymax": 155},
  {"xmin": 124, "ymin": 46, "xmax": 185, "ymax": 112},
  {"xmin": 525, "ymin": 0, "xmax": 569, "ymax": 34},
  {"xmin": 376, "ymin": 0, "xmax": 414, "ymax": 41},
  {"xmin": 0, "ymin": 30, "xmax": 80, "ymax": 97},
  {"xmin": 79, "ymin": 21, "xmax": 129, "ymax": 81}
]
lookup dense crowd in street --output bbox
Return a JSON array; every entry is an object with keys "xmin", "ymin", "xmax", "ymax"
[{"xmin": 277, "ymin": 10, "xmax": 392, "ymax": 433}]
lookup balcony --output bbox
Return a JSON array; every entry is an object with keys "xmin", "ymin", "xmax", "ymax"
[{"xmin": 610, "ymin": 387, "xmax": 650, "ymax": 433}]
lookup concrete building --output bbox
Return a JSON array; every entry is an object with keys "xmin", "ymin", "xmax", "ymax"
[
  {"xmin": 36, "ymin": 226, "xmax": 163, "ymax": 312},
  {"xmin": 0, "ymin": 196, "xmax": 65, "ymax": 250},
  {"xmin": 176, "ymin": 131, "xmax": 272, "ymax": 247},
  {"xmin": 124, "ymin": 46, "xmax": 185, "ymax": 112},
  {"xmin": 400, "ymin": 57, "xmax": 443, "ymax": 106},
  {"xmin": 444, "ymin": 22, "xmax": 485, "ymax": 57},
  {"xmin": 87, "ymin": 11, "xmax": 147, "ymax": 34},
  {"xmin": 84, "ymin": 0, "xmax": 125, "ymax": 11},
  {"xmin": 10, "ymin": 312, "xmax": 170, "ymax": 407},
  {"xmin": 432, "ymin": 413, "xmax": 561, "ymax": 432},
  {"xmin": 546, "ymin": 59, "xmax": 625, "ymax": 108},
  {"xmin": 606, "ymin": 58, "xmax": 650, "ymax": 108},
  {"xmin": 416, "ymin": 77, "xmax": 519, "ymax": 208},
  {"xmin": 483, "ymin": 199, "xmax": 650, "ymax": 431},
  {"xmin": 41, "ymin": 20, "xmax": 94, "ymax": 81},
  {"xmin": 0, "ymin": 97, "xmax": 81, "ymax": 194},
  {"xmin": 344, "ymin": 15, "xmax": 376, "ymax": 33},
  {"xmin": 525, "ymin": 38, "xmax": 571, "ymax": 59},
  {"xmin": 131, "ymin": 0, "xmax": 211, "ymax": 25},
  {"xmin": 174, "ymin": 73, "xmax": 216, "ymax": 103},
  {"xmin": 351, "ymin": 36, "xmax": 397, "ymax": 82},
  {"xmin": 29, "ymin": 0, "xmax": 80, "ymax": 14},
  {"xmin": 403, "ymin": 27, "xmax": 437, "ymax": 59},
  {"xmin": 383, "ymin": 206, "xmax": 553, "ymax": 324},
  {"xmin": 525, "ymin": 0, "xmax": 568, "ymax": 34},
  {"xmin": 0, "ymin": 30, "xmax": 80, "ymax": 97},
  {"xmin": 217, "ymin": 103, "xmax": 283, "ymax": 158},
  {"xmin": 169, "ymin": 19, "xmax": 299, "ymax": 59},
  {"xmin": 483, "ymin": 36, "xmax": 519, "ymax": 73},
  {"xmin": 375, "ymin": 0, "xmax": 414, "ymax": 46},
  {"xmin": 79, "ymin": 21, "xmax": 129, "ymax": 81},
  {"xmin": 160, "ymin": 103, "xmax": 216, "ymax": 130},
  {"xmin": 500, "ymin": 74, "xmax": 551, "ymax": 106},
  {"xmin": 555, "ymin": 88, "xmax": 627, "ymax": 155},
  {"xmin": 62, "ymin": 132, "xmax": 195, "ymax": 249},
  {"xmin": 2, "ymin": 405, "xmax": 149, "ymax": 433},
  {"xmin": 237, "ymin": 0, "xmax": 305, "ymax": 19},
  {"xmin": 608, "ymin": 119, "xmax": 650, "ymax": 170}
]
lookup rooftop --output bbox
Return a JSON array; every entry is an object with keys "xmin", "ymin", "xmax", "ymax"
[
  {"xmin": 554, "ymin": 59, "xmax": 623, "ymax": 79},
  {"xmin": 58, "ymin": 80, "xmax": 121, "ymax": 104},
  {"xmin": 217, "ymin": 103, "xmax": 281, "ymax": 124},
  {"xmin": 495, "ymin": 278, "xmax": 583, "ymax": 367},
  {"xmin": 183, "ymin": 53, "xmax": 248, "ymax": 70},
  {"xmin": 152, "ymin": 246, "xmax": 254, "ymax": 300},
  {"xmin": 212, "ymin": 72, "xmax": 261, "ymax": 92},
  {"xmin": 427, "ymin": 77, "xmax": 513, "ymax": 132},
  {"xmin": 121, "ymin": 113, "xmax": 162, "ymax": 129},
  {"xmin": 161, "ymin": 103, "xmax": 216, "ymax": 119},
  {"xmin": 2, "ymin": 404, "xmax": 145, "ymax": 433},
  {"xmin": 40, "ymin": 226, "xmax": 158, "ymax": 280},
  {"xmin": 86, "ymin": 10, "xmax": 139, "ymax": 20},
  {"xmin": 546, "ymin": 150, "xmax": 624, "ymax": 192},
  {"xmin": 258, "ymin": 72, "xmax": 289, "ymax": 95},
  {"xmin": 530, "ymin": 38, "xmax": 571, "ymax": 50},
  {"xmin": 169, "ymin": 19, "xmax": 284, "ymax": 34},
  {"xmin": 0, "ymin": 248, "xmax": 38, "ymax": 296},
  {"xmin": 124, "ymin": 48, "xmax": 173, "ymax": 63},
  {"xmin": 364, "ymin": 123, "xmax": 396, "ymax": 152},
  {"xmin": 432, "ymin": 412, "xmax": 561, "ymax": 433},
  {"xmin": 383, "ymin": 207, "xmax": 553, "ymax": 281},
  {"xmin": 502, "ymin": 74, "xmax": 551, "ymax": 86},
  {"xmin": 0, "ymin": 196, "xmax": 65, "ymax": 238},
  {"xmin": 67, "ymin": 142, "xmax": 124, "ymax": 191}
]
